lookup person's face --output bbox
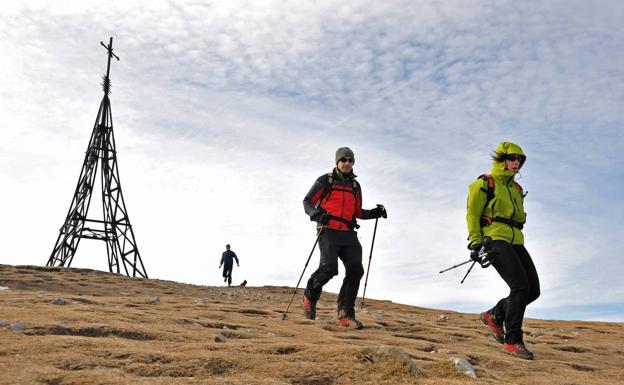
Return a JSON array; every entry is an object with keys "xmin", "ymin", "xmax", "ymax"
[
  {"xmin": 505, "ymin": 154, "xmax": 522, "ymax": 173},
  {"xmin": 337, "ymin": 157, "xmax": 354, "ymax": 173}
]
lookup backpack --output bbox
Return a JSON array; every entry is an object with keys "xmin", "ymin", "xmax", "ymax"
[
  {"xmin": 318, "ymin": 172, "xmax": 360, "ymax": 204},
  {"xmin": 478, "ymin": 174, "xmax": 526, "ymax": 227}
]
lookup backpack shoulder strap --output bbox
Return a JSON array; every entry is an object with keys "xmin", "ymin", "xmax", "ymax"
[
  {"xmin": 514, "ymin": 181, "xmax": 527, "ymax": 197},
  {"xmin": 319, "ymin": 173, "xmax": 334, "ymax": 203},
  {"xmin": 352, "ymin": 179, "xmax": 359, "ymax": 195},
  {"xmin": 478, "ymin": 173, "xmax": 495, "ymax": 214},
  {"xmin": 477, "ymin": 173, "xmax": 495, "ymax": 226},
  {"xmin": 478, "ymin": 173, "xmax": 495, "ymax": 203}
]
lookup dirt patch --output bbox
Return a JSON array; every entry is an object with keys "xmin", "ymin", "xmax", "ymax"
[
  {"xmin": 276, "ymin": 346, "xmax": 300, "ymax": 355},
  {"xmin": 290, "ymin": 375, "xmax": 335, "ymax": 385},
  {"xmin": 566, "ymin": 363, "xmax": 594, "ymax": 372},
  {"xmin": 555, "ymin": 346, "xmax": 589, "ymax": 353},
  {"xmin": 25, "ymin": 325, "xmax": 156, "ymax": 340},
  {"xmin": 126, "ymin": 358, "xmax": 234, "ymax": 377}
]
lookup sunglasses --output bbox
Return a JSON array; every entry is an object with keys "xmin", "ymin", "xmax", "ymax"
[
  {"xmin": 338, "ymin": 157, "xmax": 355, "ymax": 163},
  {"xmin": 506, "ymin": 154, "xmax": 524, "ymax": 162}
]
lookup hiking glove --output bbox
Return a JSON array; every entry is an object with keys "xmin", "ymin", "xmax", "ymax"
[
  {"xmin": 370, "ymin": 204, "xmax": 387, "ymax": 219},
  {"xmin": 470, "ymin": 248, "xmax": 481, "ymax": 262},
  {"xmin": 318, "ymin": 212, "xmax": 331, "ymax": 225},
  {"xmin": 311, "ymin": 209, "xmax": 326, "ymax": 221}
]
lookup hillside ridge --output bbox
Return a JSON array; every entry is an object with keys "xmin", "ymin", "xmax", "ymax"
[{"xmin": 1, "ymin": 264, "xmax": 623, "ymax": 384}]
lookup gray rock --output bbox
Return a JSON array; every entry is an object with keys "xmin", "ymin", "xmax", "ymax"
[
  {"xmin": 437, "ymin": 314, "xmax": 449, "ymax": 321},
  {"xmin": 267, "ymin": 332, "xmax": 276, "ymax": 337},
  {"xmin": 214, "ymin": 333, "xmax": 227, "ymax": 343},
  {"xmin": 435, "ymin": 349, "xmax": 458, "ymax": 354},
  {"xmin": 195, "ymin": 299, "xmax": 205, "ymax": 305},
  {"xmin": 451, "ymin": 357, "xmax": 477, "ymax": 379},
  {"xmin": 148, "ymin": 296, "xmax": 160, "ymax": 304},
  {"xmin": 52, "ymin": 298, "xmax": 66, "ymax": 305},
  {"xmin": 0, "ymin": 286, "xmax": 9, "ymax": 291},
  {"xmin": 0, "ymin": 320, "xmax": 9, "ymax": 328},
  {"xmin": 362, "ymin": 346, "xmax": 423, "ymax": 377},
  {"xmin": 10, "ymin": 322, "xmax": 27, "ymax": 332}
]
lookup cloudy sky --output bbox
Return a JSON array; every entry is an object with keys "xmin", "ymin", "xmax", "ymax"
[{"xmin": 1, "ymin": 0, "xmax": 622, "ymax": 322}]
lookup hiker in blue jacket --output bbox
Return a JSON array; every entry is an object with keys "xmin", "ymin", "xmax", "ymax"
[{"xmin": 219, "ymin": 244, "xmax": 239, "ymax": 287}]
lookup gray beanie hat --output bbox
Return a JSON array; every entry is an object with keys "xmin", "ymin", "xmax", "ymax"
[{"xmin": 335, "ymin": 147, "xmax": 355, "ymax": 163}]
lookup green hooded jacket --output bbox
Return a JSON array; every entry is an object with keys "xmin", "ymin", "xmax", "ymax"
[{"xmin": 466, "ymin": 142, "xmax": 527, "ymax": 247}]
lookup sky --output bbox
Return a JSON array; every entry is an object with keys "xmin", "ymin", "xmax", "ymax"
[{"xmin": 1, "ymin": 0, "xmax": 622, "ymax": 322}]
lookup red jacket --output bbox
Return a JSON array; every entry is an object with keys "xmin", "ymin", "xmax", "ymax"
[{"xmin": 303, "ymin": 169, "xmax": 372, "ymax": 230}]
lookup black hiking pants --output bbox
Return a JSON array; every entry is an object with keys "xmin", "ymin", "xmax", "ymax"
[
  {"xmin": 488, "ymin": 241, "xmax": 540, "ymax": 344},
  {"xmin": 304, "ymin": 229, "xmax": 364, "ymax": 318},
  {"xmin": 222, "ymin": 266, "xmax": 233, "ymax": 286}
]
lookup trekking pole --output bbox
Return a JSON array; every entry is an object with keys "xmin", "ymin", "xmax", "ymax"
[
  {"xmin": 439, "ymin": 259, "xmax": 472, "ymax": 274},
  {"xmin": 281, "ymin": 226, "xmax": 324, "ymax": 320},
  {"xmin": 360, "ymin": 215, "xmax": 380, "ymax": 310},
  {"xmin": 460, "ymin": 261, "xmax": 478, "ymax": 284}
]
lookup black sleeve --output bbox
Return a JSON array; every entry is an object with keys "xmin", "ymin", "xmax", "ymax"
[
  {"xmin": 358, "ymin": 185, "xmax": 373, "ymax": 220},
  {"xmin": 303, "ymin": 176, "xmax": 326, "ymax": 220}
]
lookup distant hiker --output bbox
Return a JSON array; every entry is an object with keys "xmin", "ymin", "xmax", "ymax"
[
  {"xmin": 219, "ymin": 244, "xmax": 239, "ymax": 287},
  {"xmin": 302, "ymin": 147, "xmax": 387, "ymax": 329},
  {"xmin": 466, "ymin": 141, "xmax": 540, "ymax": 360}
]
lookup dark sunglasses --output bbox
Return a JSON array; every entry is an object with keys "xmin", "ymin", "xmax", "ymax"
[
  {"xmin": 338, "ymin": 157, "xmax": 354, "ymax": 163},
  {"xmin": 506, "ymin": 154, "xmax": 524, "ymax": 162}
]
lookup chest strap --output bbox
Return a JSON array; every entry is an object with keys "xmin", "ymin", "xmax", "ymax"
[
  {"xmin": 328, "ymin": 214, "xmax": 360, "ymax": 230},
  {"xmin": 490, "ymin": 216, "xmax": 524, "ymax": 230}
]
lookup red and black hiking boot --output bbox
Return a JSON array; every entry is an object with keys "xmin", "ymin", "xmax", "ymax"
[
  {"xmin": 503, "ymin": 342, "xmax": 534, "ymax": 360},
  {"xmin": 303, "ymin": 295, "xmax": 316, "ymax": 320},
  {"xmin": 337, "ymin": 309, "xmax": 363, "ymax": 329},
  {"xmin": 480, "ymin": 311, "xmax": 504, "ymax": 344},
  {"xmin": 338, "ymin": 315, "xmax": 363, "ymax": 329}
]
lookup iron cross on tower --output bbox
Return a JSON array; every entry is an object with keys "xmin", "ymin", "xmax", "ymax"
[{"xmin": 47, "ymin": 37, "xmax": 148, "ymax": 278}]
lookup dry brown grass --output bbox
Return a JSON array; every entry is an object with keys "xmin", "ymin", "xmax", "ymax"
[{"xmin": 1, "ymin": 264, "xmax": 623, "ymax": 385}]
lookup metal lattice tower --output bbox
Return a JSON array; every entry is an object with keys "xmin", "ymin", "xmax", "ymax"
[{"xmin": 47, "ymin": 37, "xmax": 148, "ymax": 278}]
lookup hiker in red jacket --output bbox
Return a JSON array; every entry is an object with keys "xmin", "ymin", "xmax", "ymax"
[{"xmin": 302, "ymin": 147, "xmax": 387, "ymax": 329}]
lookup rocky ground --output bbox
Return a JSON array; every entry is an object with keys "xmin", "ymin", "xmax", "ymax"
[{"xmin": 1, "ymin": 264, "xmax": 623, "ymax": 385}]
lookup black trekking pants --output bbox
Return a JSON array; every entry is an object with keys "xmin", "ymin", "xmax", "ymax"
[
  {"xmin": 488, "ymin": 241, "xmax": 540, "ymax": 344},
  {"xmin": 222, "ymin": 266, "xmax": 233, "ymax": 286},
  {"xmin": 304, "ymin": 229, "xmax": 364, "ymax": 318}
]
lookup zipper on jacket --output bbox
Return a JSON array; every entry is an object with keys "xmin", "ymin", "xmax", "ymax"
[
  {"xmin": 505, "ymin": 175, "xmax": 518, "ymax": 243},
  {"xmin": 340, "ymin": 187, "xmax": 346, "ymax": 230}
]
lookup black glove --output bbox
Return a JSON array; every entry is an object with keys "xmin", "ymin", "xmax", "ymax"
[
  {"xmin": 370, "ymin": 204, "xmax": 387, "ymax": 219},
  {"xmin": 311, "ymin": 209, "xmax": 325, "ymax": 221},
  {"xmin": 470, "ymin": 247, "xmax": 482, "ymax": 262},
  {"xmin": 318, "ymin": 212, "xmax": 331, "ymax": 225},
  {"xmin": 469, "ymin": 237, "xmax": 494, "ymax": 266}
]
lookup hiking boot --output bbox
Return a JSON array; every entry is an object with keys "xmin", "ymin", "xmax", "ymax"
[
  {"xmin": 303, "ymin": 295, "xmax": 316, "ymax": 320},
  {"xmin": 503, "ymin": 342, "xmax": 534, "ymax": 360},
  {"xmin": 338, "ymin": 315, "xmax": 363, "ymax": 329},
  {"xmin": 480, "ymin": 311, "xmax": 504, "ymax": 344}
]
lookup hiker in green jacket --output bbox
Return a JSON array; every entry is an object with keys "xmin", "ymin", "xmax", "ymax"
[{"xmin": 466, "ymin": 141, "xmax": 540, "ymax": 360}]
